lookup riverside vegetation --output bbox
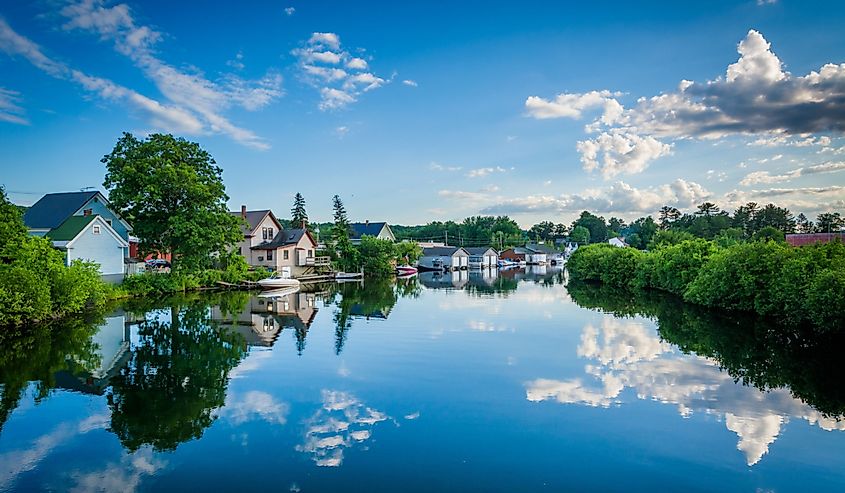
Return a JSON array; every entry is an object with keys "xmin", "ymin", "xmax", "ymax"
[{"xmin": 566, "ymin": 238, "xmax": 845, "ymax": 332}]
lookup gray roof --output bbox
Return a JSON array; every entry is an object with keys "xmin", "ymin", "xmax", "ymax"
[
  {"xmin": 231, "ymin": 210, "xmax": 277, "ymax": 235},
  {"xmin": 464, "ymin": 247, "xmax": 497, "ymax": 255},
  {"xmin": 525, "ymin": 243, "xmax": 559, "ymax": 254},
  {"xmin": 350, "ymin": 222, "xmax": 389, "ymax": 239},
  {"xmin": 422, "ymin": 246, "xmax": 467, "ymax": 256},
  {"xmin": 23, "ymin": 191, "xmax": 99, "ymax": 229},
  {"xmin": 253, "ymin": 228, "xmax": 311, "ymax": 249}
]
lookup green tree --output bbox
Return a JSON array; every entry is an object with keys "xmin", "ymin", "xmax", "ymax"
[
  {"xmin": 755, "ymin": 204, "xmax": 795, "ymax": 233},
  {"xmin": 571, "ymin": 211, "xmax": 608, "ymax": 243},
  {"xmin": 795, "ymin": 213, "xmax": 814, "ymax": 234},
  {"xmin": 570, "ymin": 225, "xmax": 590, "ymax": 244},
  {"xmin": 331, "ymin": 195, "xmax": 357, "ymax": 271},
  {"xmin": 291, "ymin": 192, "xmax": 308, "ymax": 228},
  {"xmin": 754, "ymin": 225, "xmax": 786, "ymax": 243},
  {"xmin": 732, "ymin": 202, "xmax": 760, "ymax": 237},
  {"xmin": 0, "ymin": 186, "xmax": 26, "ymax": 250},
  {"xmin": 658, "ymin": 206, "xmax": 681, "ymax": 230},
  {"xmin": 625, "ymin": 216, "xmax": 658, "ymax": 249},
  {"xmin": 102, "ymin": 133, "xmax": 242, "ymax": 271},
  {"xmin": 816, "ymin": 212, "xmax": 844, "ymax": 233},
  {"xmin": 695, "ymin": 202, "xmax": 721, "ymax": 217}
]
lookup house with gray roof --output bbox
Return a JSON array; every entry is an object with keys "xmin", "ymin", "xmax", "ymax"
[
  {"xmin": 418, "ymin": 246, "xmax": 469, "ymax": 271},
  {"xmin": 231, "ymin": 206, "xmax": 319, "ymax": 276},
  {"xmin": 350, "ymin": 221, "xmax": 395, "ymax": 245},
  {"xmin": 464, "ymin": 247, "xmax": 498, "ymax": 268},
  {"xmin": 24, "ymin": 191, "xmax": 132, "ymax": 280}
]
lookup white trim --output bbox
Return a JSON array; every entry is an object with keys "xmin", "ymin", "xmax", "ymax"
[{"xmin": 66, "ymin": 215, "xmax": 129, "ymax": 249}]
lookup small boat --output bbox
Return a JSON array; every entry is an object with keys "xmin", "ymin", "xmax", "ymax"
[
  {"xmin": 335, "ymin": 272, "xmax": 363, "ymax": 280},
  {"xmin": 257, "ymin": 285, "xmax": 300, "ymax": 298},
  {"xmin": 257, "ymin": 275, "xmax": 301, "ymax": 290},
  {"xmin": 396, "ymin": 265, "xmax": 418, "ymax": 275}
]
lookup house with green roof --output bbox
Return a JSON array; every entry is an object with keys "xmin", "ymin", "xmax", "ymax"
[{"xmin": 43, "ymin": 210, "xmax": 129, "ymax": 281}]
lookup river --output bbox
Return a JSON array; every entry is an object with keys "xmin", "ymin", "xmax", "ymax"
[{"xmin": 1, "ymin": 266, "xmax": 843, "ymax": 492}]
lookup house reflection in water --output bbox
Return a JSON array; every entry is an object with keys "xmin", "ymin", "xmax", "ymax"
[
  {"xmin": 467, "ymin": 268, "xmax": 498, "ymax": 288},
  {"xmin": 418, "ymin": 270, "xmax": 469, "ymax": 289},
  {"xmin": 55, "ymin": 310, "xmax": 134, "ymax": 395},
  {"xmin": 211, "ymin": 291, "xmax": 319, "ymax": 349}
]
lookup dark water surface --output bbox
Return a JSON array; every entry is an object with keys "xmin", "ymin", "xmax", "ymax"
[{"xmin": 1, "ymin": 267, "xmax": 844, "ymax": 492}]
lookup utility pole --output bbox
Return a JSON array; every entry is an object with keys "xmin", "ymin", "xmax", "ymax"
[{"xmin": 445, "ymin": 230, "xmax": 448, "ymax": 246}]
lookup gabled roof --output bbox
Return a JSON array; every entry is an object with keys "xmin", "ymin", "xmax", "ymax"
[
  {"xmin": 24, "ymin": 191, "xmax": 99, "ymax": 229},
  {"xmin": 231, "ymin": 209, "xmax": 280, "ymax": 236},
  {"xmin": 45, "ymin": 215, "xmax": 97, "ymax": 241},
  {"xmin": 465, "ymin": 247, "xmax": 497, "ymax": 255},
  {"xmin": 253, "ymin": 228, "xmax": 316, "ymax": 249},
  {"xmin": 350, "ymin": 222, "xmax": 390, "ymax": 239},
  {"xmin": 525, "ymin": 243, "xmax": 559, "ymax": 254},
  {"xmin": 422, "ymin": 246, "xmax": 468, "ymax": 256}
]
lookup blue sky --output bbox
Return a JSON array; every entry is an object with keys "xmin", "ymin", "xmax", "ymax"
[{"xmin": 1, "ymin": 0, "xmax": 844, "ymax": 226}]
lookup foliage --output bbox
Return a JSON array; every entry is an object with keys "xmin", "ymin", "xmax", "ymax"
[
  {"xmin": 395, "ymin": 240, "xmax": 423, "ymax": 264},
  {"xmin": 101, "ymin": 133, "xmax": 242, "ymax": 271},
  {"xmin": 753, "ymin": 225, "xmax": 785, "ymax": 242},
  {"xmin": 0, "ymin": 189, "xmax": 109, "ymax": 326},
  {"xmin": 393, "ymin": 215, "xmax": 524, "ymax": 249},
  {"xmin": 569, "ymin": 225, "xmax": 590, "ymax": 244},
  {"xmin": 291, "ymin": 192, "xmax": 308, "ymax": 228},
  {"xmin": 571, "ymin": 211, "xmax": 608, "ymax": 244},
  {"xmin": 567, "ymin": 239, "xmax": 844, "ymax": 333},
  {"xmin": 357, "ymin": 236, "xmax": 398, "ymax": 277}
]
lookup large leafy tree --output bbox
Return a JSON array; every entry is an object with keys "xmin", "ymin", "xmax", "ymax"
[
  {"xmin": 102, "ymin": 133, "xmax": 242, "ymax": 270},
  {"xmin": 0, "ymin": 187, "xmax": 27, "ymax": 251},
  {"xmin": 571, "ymin": 211, "xmax": 608, "ymax": 243},
  {"xmin": 291, "ymin": 192, "xmax": 308, "ymax": 228},
  {"xmin": 816, "ymin": 212, "xmax": 844, "ymax": 233}
]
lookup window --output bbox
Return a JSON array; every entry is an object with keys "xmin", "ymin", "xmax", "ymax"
[
  {"xmin": 267, "ymin": 250, "xmax": 273, "ymax": 261},
  {"xmin": 283, "ymin": 250, "xmax": 289, "ymax": 260},
  {"xmin": 83, "ymin": 208, "xmax": 93, "ymax": 216},
  {"xmin": 262, "ymin": 227, "xmax": 275, "ymax": 240},
  {"xmin": 258, "ymin": 256, "xmax": 264, "ymax": 261},
  {"xmin": 92, "ymin": 225, "xmax": 101, "ymax": 235},
  {"xmin": 307, "ymin": 249, "xmax": 313, "ymax": 258}
]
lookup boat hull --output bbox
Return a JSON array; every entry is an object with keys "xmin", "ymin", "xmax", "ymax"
[{"xmin": 257, "ymin": 278, "xmax": 301, "ymax": 290}]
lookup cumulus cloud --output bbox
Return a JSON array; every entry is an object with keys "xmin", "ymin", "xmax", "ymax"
[
  {"xmin": 293, "ymin": 32, "xmax": 388, "ymax": 110},
  {"xmin": 284, "ymin": 7, "xmax": 295, "ymax": 16},
  {"xmin": 527, "ymin": 30, "xmax": 845, "ymax": 179},
  {"xmin": 481, "ymin": 178, "xmax": 711, "ymax": 215},
  {"xmin": 42, "ymin": 1, "xmax": 283, "ymax": 149},
  {"xmin": 0, "ymin": 88, "xmax": 28, "ymax": 124},
  {"xmin": 402, "ymin": 79, "xmax": 418, "ymax": 87},
  {"xmin": 739, "ymin": 160, "xmax": 845, "ymax": 185}
]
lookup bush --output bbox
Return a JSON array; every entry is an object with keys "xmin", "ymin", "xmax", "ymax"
[
  {"xmin": 0, "ymin": 265, "xmax": 51, "ymax": 325},
  {"xmin": 567, "ymin": 244, "xmax": 643, "ymax": 288},
  {"xmin": 805, "ymin": 266, "xmax": 845, "ymax": 331},
  {"xmin": 646, "ymin": 239, "xmax": 719, "ymax": 296}
]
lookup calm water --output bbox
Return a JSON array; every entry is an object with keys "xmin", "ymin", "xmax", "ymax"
[{"xmin": 1, "ymin": 267, "xmax": 844, "ymax": 492}]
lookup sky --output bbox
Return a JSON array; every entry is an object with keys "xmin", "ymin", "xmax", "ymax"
[{"xmin": 1, "ymin": 0, "xmax": 844, "ymax": 227}]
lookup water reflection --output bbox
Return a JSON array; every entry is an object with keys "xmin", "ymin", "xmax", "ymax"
[
  {"xmin": 107, "ymin": 301, "xmax": 248, "ymax": 452},
  {"xmin": 528, "ymin": 282, "xmax": 845, "ymax": 466}
]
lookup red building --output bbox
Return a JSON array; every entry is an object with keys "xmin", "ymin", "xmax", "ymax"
[{"xmin": 785, "ymin": 233, "xmax": 845, "ymax": 247}]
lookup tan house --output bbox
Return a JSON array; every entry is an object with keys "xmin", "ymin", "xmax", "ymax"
[{"xmin": 232, "ymin": 206, "xmax": 320, "ymax": 277}]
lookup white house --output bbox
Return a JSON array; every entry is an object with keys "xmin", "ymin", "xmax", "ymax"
[
  {"xmin": 349, "ymin": 221, "xmax": 396, "ymax": 245},
  {"xmin": 608, "ymin": 237, "xmax": 629, "ymax": 248},
  {"xmin": 45, "ymin": 214, "xmax": 129, "ymax": 282},
  {"xmin": 418, "ymin": 246, "xmax": 469, "ymax": 271},
  {"xmin": 465, "ymin": 247, "xmax": 498, "ymax": 269}
]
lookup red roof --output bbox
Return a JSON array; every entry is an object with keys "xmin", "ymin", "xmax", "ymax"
[{"xmin": 785, "ymin": 233, "xmax": 845, "ymax": 247}]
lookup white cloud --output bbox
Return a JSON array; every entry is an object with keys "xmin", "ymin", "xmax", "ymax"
[
  {"xmin": 294, "ymin": 32, "xmax": 388, "ymax": 110},
  {"xmin": 576, "ymin": 130, "xmax": 673, "ymax": 178},
  {"xmin": 402, "ymin": 79, "xmax": 418, "ymax": 87},
  {"xmin": 284, "ymin": 7, "xmax": 295, "ymax": 16},
  {"xmin": 221, "ymin": 391, "xmax": 289, "ymax": 426},
  {"xmin": 52, "ymin": 1, "xmax": 283, "ymax": 149},
  {"xmin": 466, "ymin": 166, "xmax": 506, "ymax": 178},
  {"xmin": 429, "ymin": 161, "xmax": 462, "ymax": 172},
  {"xmin": 0, "ymin": 88, "xmax": 28, "ymax": 125},
  {"xmin": 481, "ymin": 178, "xmax": 711, "ymax": 215},
  {"xmin": 527, "ymin": 30, "xmax": 845, "ymax": 180},
  {"xmin": 335, "ymin": 125, "xmax": 349, "ymax": 137},
  {"xmin": 740, "ymin": 161, "xmax": 845, "ymax": 185}
]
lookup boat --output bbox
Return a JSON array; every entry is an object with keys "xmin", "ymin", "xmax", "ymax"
[
  {"xmin": 396, "ymin": 265, "xmax": 418, "ymax": 275},
  {"xmin": 335, "ymin": 271, "xmax": 364, "ymax": 280},
  {"xmin": 257, "ymin": 285, "xmax": 300, "ymax": 298},
  {"xmin": 257, "ymin": 275, "xmax": 301, "ymax": 290}
]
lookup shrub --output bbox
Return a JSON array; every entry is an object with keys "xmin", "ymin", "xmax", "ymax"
[
  {"xmin": 646, "ymin": 239, "xmax": 719, "ymax": 296},
  {"xmin": 805, "ymin": 265, "xmax": 845, "ymax": 331},
  {"xmin": 0, "ymin": 265, "xmax": 51, "ymax": 325}
]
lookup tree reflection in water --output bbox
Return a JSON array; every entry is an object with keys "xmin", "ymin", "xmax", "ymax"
[
  {"xmin": 107, "ymin": 301, "xmax": 248, "ymax": 452},
  {"xmin": 566, "ymin": 281, "xmax": 845, "ymax": 418},
  {"xmin": 331, "ymin": 278, "xmax": 400, "ymax": 355}
]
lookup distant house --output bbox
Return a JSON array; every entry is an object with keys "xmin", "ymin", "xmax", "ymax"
[
  {"xmin": 500, "ymin": 247, "xmax": 547, "ymax": 265},
  {"xmin": 231, "ymin": 206, "xmax": 322, "ymax": 277},
  {"xmin": 45, "ymin": 215, "xmax": 129, "ymax": 281},
  {"xmin": 608, "ymin": 237, "xmax": 628, "ymax": 248},
  {"xmin": 24, "ymin": 191, "xmax": 132, "ymax": 280},
  {"xmin": 786, "ymin": 233, "xmax": 845, "ymax": 247},
  {"xmin": 526, "ymin": 243, "xmax": 564, "ymax": 264},
  {"xmin": 231, "ymin": 206, "xmax": 283, "ymax": 259},
  {"xmin": 350, "ymin": 221, "xmax": 396, "ymax": 245},
  {"xmin": 465, "ymin": 247, "xmax": 498, "ymax": 268},
  {"xmin": 419, "ymin": 246, "xmax": 469, "ymax": 271}
]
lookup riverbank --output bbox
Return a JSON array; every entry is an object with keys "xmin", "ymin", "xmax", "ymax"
[{"xmin": 566, "ymin": 239, "xmax": 845, "ymax": 332}]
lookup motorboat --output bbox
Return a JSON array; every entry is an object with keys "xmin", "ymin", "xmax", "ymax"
[
  {"xmin": 396, "ymin": 265, "xmax": 418, "ymax": 275},
  {"xmin": 257, "ymin": 285, "xmax": 300, "ymax": 298},
  {"xmin": 257, "ymin": 275, "xmax": 301, "ymax": 290},
  {"xmin": 335, "ymin": 271, "xmax": 364, "ymax": 280}
]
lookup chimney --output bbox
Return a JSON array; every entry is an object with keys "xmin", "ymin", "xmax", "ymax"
[
  {"xmin": 301, "ymin": 219, "xmax": 307, "ymax": 229},
  {"xmin": 241, "ymin": 205, "xmax": 247, "ymax": 219}
]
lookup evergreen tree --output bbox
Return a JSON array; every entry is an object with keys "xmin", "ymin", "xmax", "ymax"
[
  {"xmin": 291, "ymin": 193, "xmax": 308, "ymax": 228},
  {"xmin": 658, "ymin": 206, "xmax": 681, "ymax": 230}
]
